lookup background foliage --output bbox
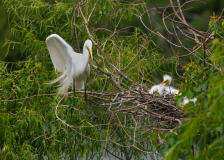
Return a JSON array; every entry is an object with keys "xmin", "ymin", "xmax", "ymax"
[{"xmin": 0, "ymin": 0, "xmax": 224, "ymax": 160}]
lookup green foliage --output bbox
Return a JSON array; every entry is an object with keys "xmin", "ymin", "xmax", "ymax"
[
  {"xmin": 1, "ymin": 0, "xmax": 224, "ymax": 159},
  {"xmin": 166, "ymin": 16, "xmax": 224, "ymax": 160},
  {"xmin": 0, "ymin": 0, "xmax": 166, "ymax": 159}
]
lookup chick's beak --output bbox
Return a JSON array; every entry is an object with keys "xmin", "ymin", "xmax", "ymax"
[
  {"xmin": 89, "ymin": 47, "xmax": 93, "ymax": 61},
  {"xmin": 162, "ymin": 80, "xmax": 168, "ymax": 84}
]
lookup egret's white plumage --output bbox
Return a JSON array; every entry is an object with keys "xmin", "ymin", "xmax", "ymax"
[
  {"xmin": 183, "ymin": 96, "xmax": 189, "ymax": 105},
  {"xmin": 162, "ymin": 74, "xmax": 172, "ymax": 85},
  {"xmin": 149, "ymin": 74, "xmax": 179, "ymax": 96},
  {"xmin": 149, "ymin": 84, "xmax": 160, "ymax": 94},
  {"xmin": 191, "ymin": 98, "xmax": 197, "ymax": 104},
  {"xmin": 149, "ymin": 75, "xmax": 198, "ymax": 107},
  {"xmin": 46, "ymin": 34, "xmax": 97, "ymax": 121},
  {"xmin": 46, "ymin": 34, "xmax": 92, "ymax": 93},
  {"xmin": 161, "ymin": 86, "xmax": 179, "ymax": 95},
  {"xmin": 182, "ymin": 96, "xmax": 197, "ymax": 106}
]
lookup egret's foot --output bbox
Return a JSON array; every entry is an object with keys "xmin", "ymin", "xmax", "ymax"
[
  {"xmin": 90, "ymin": 113, "xmax": 98, "ymax": 123},
  {"xmin": 66, "ymin": 105, "xmax": 77, "ymax": 118}
]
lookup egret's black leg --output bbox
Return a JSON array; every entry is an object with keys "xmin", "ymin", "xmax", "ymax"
[
  {"xmin": 66, "ymin": 79, "xmax": 78, "ymax": 118},
  {"xmin": 84, "ymin": 84, "xmax": 98, "ymax": 123}
]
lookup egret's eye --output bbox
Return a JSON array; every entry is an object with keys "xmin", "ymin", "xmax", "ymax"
[{"xmin": 86, "ymin": 47, "xmax": 89, "ymax": 51}]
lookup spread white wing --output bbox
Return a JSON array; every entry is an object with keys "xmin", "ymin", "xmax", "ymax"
[{"xmin": 46, "ymin": 34, "xmax": 74, "ymax": 74}]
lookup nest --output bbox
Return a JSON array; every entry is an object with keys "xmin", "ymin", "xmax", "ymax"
[{"xmin": 85, "ymin": 89, "xmax": 187, "ymax": 129}]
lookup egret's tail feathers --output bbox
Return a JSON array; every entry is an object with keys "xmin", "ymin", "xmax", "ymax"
[
  {"xmin": 48, "ymin": 71, "xmax": 72, "ymax": 93},
  {"xmin": 57, "ymin": 74, "xmax": 72, "ymax": 93},
  {"xmin": 48, "ymin": 71, "xmax": 67, "ymax": 85}
]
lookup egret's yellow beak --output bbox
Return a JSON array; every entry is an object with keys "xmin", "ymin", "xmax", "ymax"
[
  {"xmin": 162, "ymin": 80, "xmax": 168, "ymax": 84},
  {"xmin": 89, "ymin": 47, "xmax": 93, "ymax": 61}
]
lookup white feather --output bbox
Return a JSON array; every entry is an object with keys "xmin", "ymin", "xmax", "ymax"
[
  {"xmin": 191, "ymin": 98, "xmax": 197, "ymax": 104},
  {"xmin": 158, "ymin": 83, "xmax": 167, "ymax": 96},
  {"xmin": 46, "ymin": 34, "xmax": 92, "ymax": 93},
  {"xmin": 149, "ymin": 74, "xmax": 179, "ymax": 96},
  {"xmin": 163, "ymin": 74, "xmax": 172, "ymax": 85},
  {"xmin": 181, "ymin": 96, "xmax": 197, "ymax": 107},
  {"xmin": 165, "ymin": 86, "xmax": 179, "ymax": 95},
  {"xmin": 149, "ymin": 84, "xmax": 159, "ymax": 94}
]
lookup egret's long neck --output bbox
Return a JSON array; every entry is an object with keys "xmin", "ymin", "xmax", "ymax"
[
  {"xmin": 76, "ymin": 48, "xmax": 89, "ymax": 75},
  {"xmin": 83, "ymin": 47, "xmax": 89, "ymax": 66}
]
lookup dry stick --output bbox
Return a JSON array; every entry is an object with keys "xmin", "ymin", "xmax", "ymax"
[
  {"xmin": 90, "ymin": 59, "xmax": 125, "ymax": 91},
  {"xmin": 79, "ymin": 6, "xmax": 127, "ymax": 91},
  {"xmin": 169, "ymin": 23, "xmax": 187, "ymax": 80},
  {"xmin": 109, "ymin": 40, "xmax": 116, "ymax": 65},
  {"xmin": 168, "ymin": 33, "xmax": 183, "ymax": 79},
  {"xmin": 88, "ymin": 0, "xmax": 140, "ymax": 47},
  {"xmin": 136, "ymin": 11, "xmax": 182, "ymax": 48},
  {"xmin": 101, "ymin": 76, "xmax": 108, "ymax": 93},
  {"xmin": 168, "ymin": 29, "xmax": 184, "ymax": 79},
  {"xmin": 170, "ymin": 18, "xmax": 206, "ymax": 90},
  {"xmin": 71, "ymin": 0, "xmax": 85, "ymax": 53},
  {"xmin": 55, "ymin": 95, "xmax": 106, "ymax": 142},
  {"xmin": 1, "ymin": 91, "xmax": 125, "ymax": 102},
  {"xmin": 115, "ymin": 117, "xmax": 134, "ymax": 160},
  {"xmin": 203, "ymin": 39, "xmax": 206, "ymax": 80},
  {"xmin": 170, "ymin": 0, "xmax": 216, "ymax": 51},
  {"xmin": 104, "ymin": 149, "xmax": 124, "ymax": 160},
  {"xmin": 150, "ymin": 0, "xmax": 210, "ymax": 37},
  {"xmin": 95, "ymin": 42, "xmax": 149, "ymax": 91},
  {"xmin": 80, "ymin": 1, "xmax": 152, "ymax": 91},
  {"xmin": 162, "ymin": 5, "xmax": 198, "ymax": 44},
  {"xmin": 138, "ymin": 105, "xmax": 182, "ymax": 125},
  {"xmin": 120, "ymin": 33, "xmax": 151, "ymax": 71},
  {"xmin": 116, "ymin": 40, "xmax": 124, "ymax": 70},
  {"xmin": 149, "ymin": 0, "xmax": 217, "ymax": 72},
  {"xmin": 131, "ymin": 115, "xmax": 138, "ymax": 147},
  {"xmin": 108, "ymin": 93, "xmax": 120, "ymax": 112},
  {"xmin": 176, "ymin": 0, "xmax": 187, "ymax": 22},
  {"xmin": 125, "ymin": 55, "xmax": 150, "ymax": 79},
  {"xmin": 141, "ymin": 0, "xmax": 156, "ymax": 29},
  {"xmin": 100, "ymin": 114, "xmax": 114, "ymax": 160},
  {"xmin": 55, "ymin": 1, "xmax": 192, "ymax": 148}
]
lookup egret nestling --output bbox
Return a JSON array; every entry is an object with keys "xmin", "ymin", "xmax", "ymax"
[
  {"xmin": 182, "ymin": 96, "xmax": 197, "ymax": 106},
  {"xmin": 149, "ymin": 74, "xmax": 179, "ymax": 96},
  {"xmin": 149, "ymin": 84, "xmax": 159, "ymax": 94},
  {"xmin": 46, "ymin": 34, "xmax": 97, "ymax": 121}
]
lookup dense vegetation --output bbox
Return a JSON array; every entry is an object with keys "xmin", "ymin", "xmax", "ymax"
[{"xmin": 0, "ymin": 0, "xmax": 224, "ymax": 159}]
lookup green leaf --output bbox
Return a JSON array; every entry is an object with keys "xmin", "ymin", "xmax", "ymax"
[{"xmin": 200, "ymin": 82, "xmax": 208, "ymax": 90}]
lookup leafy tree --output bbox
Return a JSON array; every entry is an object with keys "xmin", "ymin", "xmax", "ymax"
[
  {"xmin": 0, "ymin": 0, "xmax": 224, "ymax": 160},
  {"xmin": 166, "ymin": 15, "xmax": 224, "ymax": 159}
]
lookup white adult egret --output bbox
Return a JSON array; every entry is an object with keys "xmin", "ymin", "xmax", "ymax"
[
  {"xmin": 46, "ymin": 34, "xmax": 97, "ymax": 121},
  {"xmin": 149, "ymin": 74, "xmax": 179, "ymax": 96}
]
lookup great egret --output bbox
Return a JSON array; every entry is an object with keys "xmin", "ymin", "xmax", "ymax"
[
  {"xmin": 46, "ymin": 34, "xmax": 97, "ymax": 121},
  {"xmin": 149, "ymin": 74, "xmax": 179, "ymax": 96}
]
